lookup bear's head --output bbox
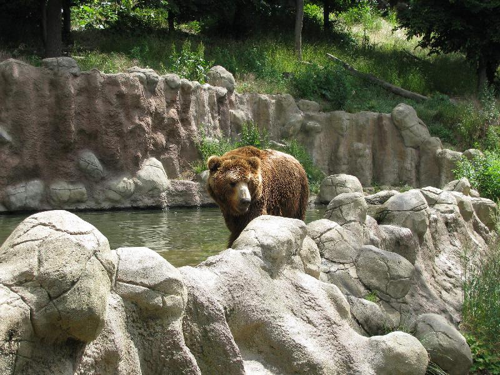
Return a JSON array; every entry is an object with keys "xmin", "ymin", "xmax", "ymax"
[{"xmin": 207, "ymin": 154, "xmax": 262, "ymax": 216}]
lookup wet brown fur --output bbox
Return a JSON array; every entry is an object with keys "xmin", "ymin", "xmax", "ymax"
[{"xmin": 207, "ymin": 146, "xmax": 309, "ymax": 247}]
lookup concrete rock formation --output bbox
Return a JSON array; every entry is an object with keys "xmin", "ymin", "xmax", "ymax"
[
  {"xmin": 1, "ymin": 172, "xmax": 497, "ymax": 374},
  {"xmin": 0, "ymin": 59, "xmax": 470, "ymax": 212},
  {"xmin": 1, "ymin": 211, "xmax": 435, "ymax": 375}
]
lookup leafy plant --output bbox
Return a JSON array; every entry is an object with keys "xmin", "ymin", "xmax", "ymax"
[
  {"xmin": 236, "ymin": 122, "xmax": 269, "ymax": 149},
  {"xmin": 454, "ymin": 151, "xmax": 500, "ymax": 201},
  {"xmin": 171, "ymin": 40, "xmax": 212, "ymax": 83}
]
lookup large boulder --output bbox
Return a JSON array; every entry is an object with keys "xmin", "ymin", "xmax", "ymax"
[
  {"xmin": 368, "ymin": 332, "xmax": 428, "ymax": 375},
  {"xmin": 412, "ymin": 314, "xmax": 472, "ymax": 375},
  {"xmin": 115, "ymin": 247, "xmax": 187, "ymax": 319},
  {"xmin": 135, "ymin": 157, "xmax": 169, "ymax": 194},
  {"xmin": 324, "ymin": 192, "xmax": 367, "ymax": 226},
  {"xmin": 391, "ymin": 103, "xmax": 431, "ymax": 148},
  {"xmin": 318, "ymin": 174, "xmax": 363, "ymax": 204},
  {"xmin": 378, "ymin": 190, "xmax": 429, "ymax": 242},
  {"xmin": 48, "ymin": 181, "xmax": 88, "ymax": 206},
  {"xmin": 355, "ymin": 245, "xmax": 415, "ymax": 300},
  {"xmin": 207, "ymin": 66, "xmax": 235, "ymax": 93},
  {"xmin": 78, "ymin": 150, "xmax": 104, "ymax": 181},
  {"xmin": 471, "ymin": 197, "xmax": 498, "ymax": 230},
  {"xmin": 3, "ymin": 180, "xmax": 44, "ymax": 211},
  {"xmin": 0, "ymin": 211, "xmax": 115, "ymax": 343}
]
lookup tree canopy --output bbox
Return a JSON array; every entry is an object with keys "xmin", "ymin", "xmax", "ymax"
[{"xmin": 397, "ymin": 0, "xmax": 500, "ymax": 89}]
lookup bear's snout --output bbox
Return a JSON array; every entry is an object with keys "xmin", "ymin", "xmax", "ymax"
[{"xmin": 236, "ymin": 182, "xmax": 252, "ymax": 213}]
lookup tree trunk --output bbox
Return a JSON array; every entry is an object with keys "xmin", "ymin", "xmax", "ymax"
[
  {"xmin": 168, "ymin": 10, "xmax": 175, "ymax": 32},
  {"xmin": 323, "ymin": 0, "xmax": 330, "ymax": 32},
  {"xmin": 45, "ymin": 0, "xmax": 62, "ymax": 57},
  {"xmin": 62, "ymin": 0, "xmax": 71, "ymax": 45},
  {"xmin": 295, "ymin": 0, "xmax": 304, "ymax": 61},
  {"xmin": 477, "ymin": 56, "xmax": 488, "ymax": 93},
  {"xmin": 41, "ymin": 0, "xmax": 48, "ymax": 48}
]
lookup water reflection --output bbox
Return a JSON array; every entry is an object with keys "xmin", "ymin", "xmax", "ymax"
[{"xmin": 0, "ymin": 207, "xmax": 325, "ymax": 267}]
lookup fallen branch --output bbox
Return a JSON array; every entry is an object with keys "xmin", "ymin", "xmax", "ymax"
[{"xmin": 327, "ymin": 53, "xmax": 429, "ymax": 102}]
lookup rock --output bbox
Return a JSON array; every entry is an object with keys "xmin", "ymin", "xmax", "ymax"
[
  {"xmin": 115, "ymin": 247, "xmax": 187, "ymax": 318},
  {"xmin": 0, "ymin": 126, "xmax": 12, "ymax": 144},
  {"xmin": 48, "ymin": 181, "xmax": 88, "ymax": 205},
  {"xmin": 0, "ymin": 211, "xmax": 115, "ymax": 343},
  {"xmin": 318, "ymin": 174, "xmax": 363, "ymax": 204},
  {"xmin": 470, "ymin": 189, "xmax": 480, "ymax": 198},
  {"xmin": 298, "ymin": 236, "xmax": 321, "ymax": 279},
  {"xmin": 78, "ymin": 149, "xmax": 104, "ymax": 181},
  {"xmin": 365, "ymin": 190, "xmax": 399, "ymax": 205},
  {"xmin": 164, "ymin": 73, "xmax": 181, "ymax": 90},
  {"xmin": 412, "ymin": 314, "xmax": 472, "ymax": 375},
  {"xmin": 463, "ymin": 148, "xmax": 483, "ymax": 161},
  {"xmin": 207, "ymin": 66, "xmax": 235, "ymax": 93},
  {"xmin": 303, "ymin": 121, "xmax": 322, "ymax": 133},
  {"xmin": 166, "ymin": 180, "xmax": 202, "ymax": 207},
  {"xmin": 471, "ymin": 197, "xmax": 498, "ymax": 230},
  {"xmin": 379, "ymin": 225, "xmax": 419, "ymax": 264},
  {"xmin": 443, "ymin": 178, "xmax": 471, "ymax": 196},
  {"xmin": 297, "ymin": 99, "xmax": 320, "ymax": 112},
  {"xmin": 232, "ymin": 215, "xmax": 306, "ymax": 275},
  {"xmin": 378, "ymin": 190, "xmax": 429, "ymax": 242},
  {"xmin": 324, "ymin": 192, "xmax": 367, "ymax": 226},
  {"xmin": 4, "ymin": 180, "xmax": 44, "ymax": 210},
  {"xmin": 135, "ymin": 157, "xmax": 169, "ymax": 194},
  {"xmin": 307, "ymin": 219, "xmax": 358, "ymax": 263},
  {"xmin": 391, "ymin": 103, "xmax": 431, "ymax": 148},
  {"xmin": 105, "ymin": 175, "xmax": 135, "ymax": 202},
  {"xmin": 355, "ymin": 245, "xmax": 415, "ymax": 299},
  {"xmin": 450, "ymin": 192, "xmax": 474, "ymax": 221},
  {"xmin": 369, "ymin": 332, "xmax": 429, "ymax": 375},
  {"xmin": 42, "ymin": 57, "xmax": 80, "ymax": 75},
  {"xmin": 437, "ymin": 149, "xmax": 463, "ymax": 187},
  {"xmin": 348, "ymin": 296, "xmax": 389, "ymax": 335},
  {"xmin": 420, "ymin": 186, "xmax": 457, "ymax": 206},
  {"xmin": 128, "ymin": 66, "xmax": 160, "ymax": 91}
]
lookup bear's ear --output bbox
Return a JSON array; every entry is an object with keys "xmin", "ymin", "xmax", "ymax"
[
  {"xmin": 247, "ymin": 157, "xmax": 261, "ymax": 171},
  {"xmin": 207, "ymin": 156, "xmax": 221, "ymax": 172}
]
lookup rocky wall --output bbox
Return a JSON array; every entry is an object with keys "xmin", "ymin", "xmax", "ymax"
[
  {"xmin": 0, "ymin": 58, "xmax": 466, "ymax": 212},
  {"xmin": 2, "ymin": 175, "xmax": 497, "ymax": 374}
]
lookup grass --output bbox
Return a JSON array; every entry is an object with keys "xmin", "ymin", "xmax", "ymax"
[{"xmin": 462, "ymin": 239, "xmax": 500, "ymax": 374}]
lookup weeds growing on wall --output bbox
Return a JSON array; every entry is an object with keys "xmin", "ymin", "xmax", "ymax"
[{"xmin": 462, "ymin": 242, "xmax": 500, "ymax": 374}]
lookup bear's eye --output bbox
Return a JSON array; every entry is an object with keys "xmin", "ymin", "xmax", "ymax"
[{"xmin": 229, "ymin": 182, "xmax": 237, "ymax": 188}]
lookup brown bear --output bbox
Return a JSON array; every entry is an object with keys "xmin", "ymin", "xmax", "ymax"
[{"xmin": 207, "ymin": 146, "xmax": 309, "ymax": 247}]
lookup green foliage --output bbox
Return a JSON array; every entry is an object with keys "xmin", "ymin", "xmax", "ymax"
[
  {"xmin": 236, "ymin": 123, "xmax": 269, "ymax": 149},
  {"xmin": 457, "ymin": 87, "xmax": 500, "ymax": 151},
  {"xmin": 397, "ymin": 0, "xmax": 500, "ymax": 86},
  {"xmin": 340, "ymin": 0, "xmax": 382, "ymax": 31},
  {"xmin": 454, "ymin": 151, "xmax": 500, "ymax": 201},
  {"xmin": 72, "ymin": 0, "xmax": 169, "ymax": 31},
  {"xmin": 171, "ymin": 40, "xmax": 212, "ymax": 83},
  {"xmin": 292, "ymin": 63, "xmax": 351, "ymax": 110},
  {"xmin": 462, "ymin": 243, "xmax": 500, "ymax": 374},
  {"xmin": 364, "ymin": 291, "xmax": 378, "ymax": 303}
]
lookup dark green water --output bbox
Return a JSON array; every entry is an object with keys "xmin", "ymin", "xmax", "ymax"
[{"xmin": 0, "ymin": 207, "xmax": 325, "ymax": 267}]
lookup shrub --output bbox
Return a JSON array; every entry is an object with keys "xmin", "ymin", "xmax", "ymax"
[
  {"xmin": 292, "ymin": 63, "xmax": 351, "ymax": 110},
  {"xmin": 454, "ymin": 151, "xmax": 500, "ymax": 201},
  {"xmin": 171, "ymin": 40, "xmax": 212, "ymax": 83},
  {"xmin": 236, "ymin": 122, "xmax": 269, "ymax": 149}
]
